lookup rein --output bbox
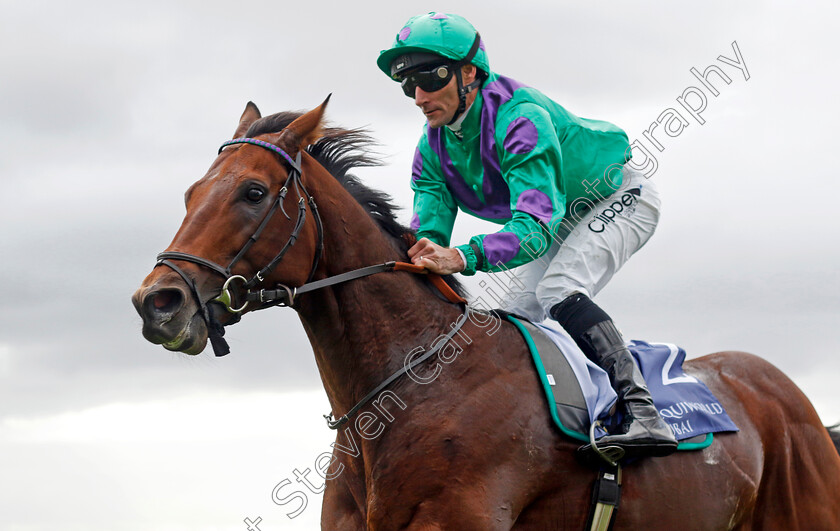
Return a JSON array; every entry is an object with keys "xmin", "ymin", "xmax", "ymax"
[
  {"xmin": 247, "ymin": 260, "xmax": 465, "ymax": 307},
  {"xmin": 154, "ymin": 137, "xmax": 465, "ymax": 357}
]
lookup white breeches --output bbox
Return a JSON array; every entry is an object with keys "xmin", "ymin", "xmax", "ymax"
[{"xmin": 499, "ymin": 167, "xmax": 661, "ymax": 323}]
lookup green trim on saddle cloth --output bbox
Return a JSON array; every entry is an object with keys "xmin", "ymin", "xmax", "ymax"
[
  {"xmin": 505, "ymin": 315, "xmax": 714, "ymax": 451},
  {"xmin": 675, "ymin": 433, "xmax": 714, "ymax": 450},
  {"xmin": 507, "ymin": 315, "xmax": 590, "ymax": 442}
]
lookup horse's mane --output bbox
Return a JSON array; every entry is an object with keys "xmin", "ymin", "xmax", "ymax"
[{"xmin": 245, "ymin": 111, "xmax": 465, "ymax": 298}]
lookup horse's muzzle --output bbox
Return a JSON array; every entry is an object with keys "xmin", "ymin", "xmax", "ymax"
[{"xmin": 132, "ymin": 283, "xmax": 208, "ymax": 355}]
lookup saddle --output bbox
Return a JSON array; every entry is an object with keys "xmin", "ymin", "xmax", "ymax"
[{"xmin": 501, "ymin": 312, "xmax": 738, "ymax": 451}]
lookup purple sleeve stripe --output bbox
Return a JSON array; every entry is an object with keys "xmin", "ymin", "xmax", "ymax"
[
  {"xmin": 503, "ymin": 117, "xmax": 539, "ymax": 155},
  {"xmin": 411, "ymin": 147, "xmax": 423, "ymax": 184},
  {"xmin": 516, "ymin": 189, "xmax": 554, "ymax": 224},
  {"xmin": 482, "ymin": 232, "xmax": 521, "ymax": 265}
]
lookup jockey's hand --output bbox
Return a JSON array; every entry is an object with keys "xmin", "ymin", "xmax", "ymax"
[{"xmin": 407, "ymin": 238, "xmax": 465, "ymax": 275}]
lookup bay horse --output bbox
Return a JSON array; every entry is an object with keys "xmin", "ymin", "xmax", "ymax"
[{"xmin": 132, "ymin": 100, "xmax": 840, "ymax": 530}]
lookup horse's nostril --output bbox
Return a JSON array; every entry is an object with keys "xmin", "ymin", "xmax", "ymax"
[
  {"xmin": 148, "ymin": 289, "xmax": 183, "ymax": 315},
  {"xmin": 153, "ymin": 291, "xmax": 174, "ymax": 309}
]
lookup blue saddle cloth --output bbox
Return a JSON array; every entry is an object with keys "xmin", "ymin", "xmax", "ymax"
[{"xmin": 506, "ymin": 315, "xmax": 739, "ymax": 450}]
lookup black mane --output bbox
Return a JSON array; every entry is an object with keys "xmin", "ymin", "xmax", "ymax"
[{"xmin": 245, "ymin": 111, "xmax": 465, "ymax": 298}]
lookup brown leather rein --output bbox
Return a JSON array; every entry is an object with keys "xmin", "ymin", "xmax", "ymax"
[{"xmin": 246, "ymin": 260, "xmax": 466, "ymax": 308}]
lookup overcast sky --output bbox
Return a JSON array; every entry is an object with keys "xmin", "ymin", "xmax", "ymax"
[{"xmin": 1, "ymin": 1, "xmax": 838, "ymax": 529}]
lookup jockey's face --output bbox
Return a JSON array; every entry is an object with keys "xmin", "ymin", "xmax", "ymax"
[{"xmin": 412, "ymin": 65, "xmax": 477, "ymax": 128}]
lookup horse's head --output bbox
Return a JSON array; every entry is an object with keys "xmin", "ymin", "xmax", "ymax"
[{"xmin": 132, "ymin": 99, "xmax": 329, "ymax": 355}]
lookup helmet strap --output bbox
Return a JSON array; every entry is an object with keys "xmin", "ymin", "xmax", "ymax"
[{"xmin": 447, "ymin": 33, "xmax": 484, "ymax": 126}]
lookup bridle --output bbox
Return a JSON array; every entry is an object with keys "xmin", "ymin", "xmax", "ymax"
[
  {"xmin": 154, "ymin": 137, "xmax": 322, "ymax": 356},
  {"xmin": 154, "ymin": 136, "xmax": 465, "ymax": 358}
]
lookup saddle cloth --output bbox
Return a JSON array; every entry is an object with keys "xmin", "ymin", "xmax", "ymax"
[{"xmin": 505, "ymin": 315, "xmax": 739, "ymax": 450}]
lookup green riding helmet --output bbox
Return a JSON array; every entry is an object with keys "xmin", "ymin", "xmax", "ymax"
[{"xmin": 377, "ymin": 12, "xmax": 489, "ymax": 79}]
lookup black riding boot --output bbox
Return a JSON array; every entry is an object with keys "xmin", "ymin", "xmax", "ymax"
[
  {"xmin": 578, "ymin": 320, "xmax": 677, "ymax": 458},
  {"xmin": 550, "ymin": 294, "xmax": 677, "ymax": 459}
]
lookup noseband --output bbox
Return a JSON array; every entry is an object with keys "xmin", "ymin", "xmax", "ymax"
[{"xmin": 155, "ymin": 138, "xmax": 324, "ymax": 356}]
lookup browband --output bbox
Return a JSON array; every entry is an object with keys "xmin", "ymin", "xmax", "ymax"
[{"xmin": 219, "ymin": 138, "xmax": 301, "ymax": 173}]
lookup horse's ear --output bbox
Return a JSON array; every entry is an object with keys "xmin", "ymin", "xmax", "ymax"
[
  {"xmin": 279, "ymin": 95, "xmax": 331, "ymax": 154},
  {"xmin": 232, "ymin": 102, "xmax": 261, "ymax": 139}
]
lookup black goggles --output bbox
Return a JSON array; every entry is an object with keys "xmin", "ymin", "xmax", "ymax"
[{"xmin": 399, "ymin": 64, "xmax": 454, "ymax": 97}]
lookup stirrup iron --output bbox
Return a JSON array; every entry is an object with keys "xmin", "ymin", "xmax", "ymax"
[{"xmin": 588, "ymin": 420, "xmax": 625, "ymax": 466}]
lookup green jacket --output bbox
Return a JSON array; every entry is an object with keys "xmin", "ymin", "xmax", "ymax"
[{"xmin": 410, "ymin": 72, "xmax": 632, "ymax": 275}]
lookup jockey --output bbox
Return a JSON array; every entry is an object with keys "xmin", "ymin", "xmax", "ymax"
[{"xmin": 378, "ymin": 12, "xmax": 677, "ymax": 459}]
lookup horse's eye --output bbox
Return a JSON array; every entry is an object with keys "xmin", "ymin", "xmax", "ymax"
[{"xmin": 246, "ymin": 187, "xmax": 265, "ymax": 203}]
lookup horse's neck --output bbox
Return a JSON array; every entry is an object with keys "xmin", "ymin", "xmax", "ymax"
[
  {"xmin": 299, "ymin": 277, "xmax": 459, "ymax": 415},
  {"xmin": 294, "ymin": 172, "xmax": 462, "ymax": 415}
]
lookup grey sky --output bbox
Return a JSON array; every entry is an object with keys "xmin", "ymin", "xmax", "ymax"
[{"xmin": 1, "ymin": 1, "xmax": 838, "ymax": 529}]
